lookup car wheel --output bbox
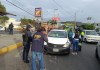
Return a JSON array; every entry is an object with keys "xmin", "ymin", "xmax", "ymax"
[
  {"xmin": 95, "ymin": 48, "xmax": 99, "ymax": 59},
  {"xmin": 67, "ymin": 48, "xmax": 70, "ymax": 54}
]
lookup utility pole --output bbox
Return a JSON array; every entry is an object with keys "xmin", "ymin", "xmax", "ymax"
[
  {"xmin": 54, "ymin": 9, "xmax": 60, "ymax": 28},
  {"xmin": 74, "ymin": 12, "xmax": 76, "ymax": 29}
]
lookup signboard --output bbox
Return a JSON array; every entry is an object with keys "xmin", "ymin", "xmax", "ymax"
[
  {"xmin": 52, "ymin": 17, "xmax": 60, "ymax": 21},
  {"xmin": 35, "ymin": 8, "xmax": 42, "ymax": 17}
]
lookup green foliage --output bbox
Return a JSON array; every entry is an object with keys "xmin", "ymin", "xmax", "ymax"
[
  {"xmin": 0, "ymin": 2, "xmax": 9, "ymax": 26},
  {"xmin": 20, "ymin": 18, "xmax": 35, "ymax": 27},
  {"xmin": 0, "ymin": 2, "xmax": 6, "ymax": 12},
  {"xmin": 81, "ymin": 24, "xmax": 95, "ymax": 30},
  {"xmin": 0, "ymin": 16, "xmax": 9, "ymax": 26},
  {"xmin": 95, "ymin": 28, "xmax": 100, "ymax": 32},
  {"xmin": 48, "ymin": 20, "xmax": 57, "ymax": 25}
]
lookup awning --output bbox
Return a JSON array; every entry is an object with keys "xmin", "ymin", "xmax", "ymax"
[{"xmin": 0, "ymin": 12, "xmax": 16, "ymax": 16}]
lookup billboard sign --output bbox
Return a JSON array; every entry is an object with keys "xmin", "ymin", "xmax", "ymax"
[
  {"xmin": 35, "ymin": 8, "xmax": 42, "ymax": 17},
  {"xmin": 52, "ymin": 17, "xmax": 60, "ymax": 21}
]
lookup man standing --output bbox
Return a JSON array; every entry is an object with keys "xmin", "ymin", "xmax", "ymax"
[
  {"xmin": 8, "ymin": 23, "xmax": 14, "ymax": 34},
  {"xmin": 31, "ymin": 27, "xmax": 48, "ymax": 70},
  {"xmin": 22, "ymin": 24, "xmax": 32, "ymax": 63}
]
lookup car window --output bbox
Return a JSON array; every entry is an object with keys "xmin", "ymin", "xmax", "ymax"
[
  {"xmin": 86, "ymin": 31, "xmax": 97, "ymax": 35},
  {"xmin": 48, "ymin": 31, "xmax": 67, "ymax": 38}
]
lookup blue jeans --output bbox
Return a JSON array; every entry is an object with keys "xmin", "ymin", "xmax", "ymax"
[
  {"xmin": 32, "ymin": 52, "xmax": 44, "ymax": 70},
  {"xmin": 73, "ymin": 39, "xmax": 79, "ymax": 53},
  {"xmin": 23, "ymin": 42, "xmax": 30, "ymax": 61}
]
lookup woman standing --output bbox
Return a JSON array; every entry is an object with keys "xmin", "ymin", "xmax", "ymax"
[{"xmin": 72, "ymin": 30, "xmax": 81, "ymax": 55}]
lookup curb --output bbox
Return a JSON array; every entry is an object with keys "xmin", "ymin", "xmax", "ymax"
[{"xmin": 0, "ymin": 42, "xmax": 23, "ymax": 55}]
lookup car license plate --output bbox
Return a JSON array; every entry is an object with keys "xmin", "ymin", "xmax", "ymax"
[{"xmin": 53, "ymin": 48, "xmax": 59, "ymax": 52}]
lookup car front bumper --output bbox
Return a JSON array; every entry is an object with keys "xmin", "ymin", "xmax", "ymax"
[{"xmin": 44, "ymin": 45, "xmax": 70, "ymax": 54}]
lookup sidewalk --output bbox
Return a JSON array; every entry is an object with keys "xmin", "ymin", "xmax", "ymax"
[
  {"xmin": 0, "ymin": 34, "xmax": 22, "ymax": 48},
  {"xmin": 0, "ymin": 33, "xmax": 28, "ymax": 70},
  {"xmin": 0, "ymin": 33, "xmax": 23, "ymax": 55},
  {"xmin": 0, "ymin": 45, "xmax": 31, "ymax": 70},
  {"xmin": 0, "ymin": 33, "xmax": 42, "ymax": 70}
]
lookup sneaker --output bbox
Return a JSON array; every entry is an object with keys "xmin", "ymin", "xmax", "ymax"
[
  {"xmin": 72, "ymin": 52, "xmax": 75, "ymax": 55},
  {"xmin": 75, "ymin": 52, "xmax": 77, "ymax": 55}
]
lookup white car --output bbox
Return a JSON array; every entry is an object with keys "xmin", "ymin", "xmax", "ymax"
[
  {"xmin": 95, "ymin": 41, "xmax": 100, "ymax": 60},
  {"xmin": 0, "ymin": 26, "xmax": 5, "ymax": 31},
  {"xmin": 83, "ymin": 30, "xmax": 100, "ymax": 43},
  {"xmin": 44, "ymin": 29, "xmax": 71, "ymax": 54}
]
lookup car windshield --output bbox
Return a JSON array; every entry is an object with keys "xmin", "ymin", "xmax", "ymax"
[
  {"xmin": 86, "ymin": 31, "xmax": 98, "ymax": 35},
  {"xmin": 48, "ymin": 31, "xmax": 67, "ymax": 38}
]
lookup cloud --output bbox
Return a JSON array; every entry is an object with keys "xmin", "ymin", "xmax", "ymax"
[
  {"xmin": 81, "ymin": 0, "xmax": 95, "ymax": 2},
  {"xmin": 1, "ymin": 0, "xmax": 100, "ymax": 22}
]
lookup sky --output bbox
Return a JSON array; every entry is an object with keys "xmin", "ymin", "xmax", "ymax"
[{"xmin": 0, "ymin": 0, "xmax": 100, "ymax": 23}]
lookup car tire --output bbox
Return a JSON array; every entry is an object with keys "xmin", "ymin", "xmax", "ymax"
[
  {"xmin": 67, "ymin": 48, "xmax": 70, "ymax": 55},
  {"xmin": 95, "ymin": 48, "xmax": 99, "ymax": 59}
]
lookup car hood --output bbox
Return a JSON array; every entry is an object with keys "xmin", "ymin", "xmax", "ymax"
[
  {"xmin": 48, "ymin": 37, "xmax": 69, "ymax": 44},
  {"xmin": 86, "ymin": 35, "xmax": 100, "ymax": 38}
]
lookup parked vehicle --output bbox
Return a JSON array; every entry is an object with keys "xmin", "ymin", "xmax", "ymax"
[
  {"xmin": 83, "ymin": 30, "xmax": 100, "ymax": 43},
  {"xmin": 0, "ymin": 25, "xmax": 5, "ymax": 31},
  {"xmin": 95, "ymin": 41, "xmax": 100, "ymax": 60},
  {"xmin": 97, "ymin": 32, "xmax": 100, "ymax": 35},
  {"xmin": 44, "ymin": 29, "xmax": 71, "ymax": 54}
]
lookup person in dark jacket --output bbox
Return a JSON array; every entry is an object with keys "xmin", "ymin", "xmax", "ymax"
[
  {"xmin": 22, "ymin": 24, "xmax": 32, "ymax": 63},
  {"xmin": 31, "ymin": 27, "xmax": 48, "ymax": 70},
  {"xmin": 68, "ymin": 28, "xmax": 73, "ymax": 44},
  {"xmin": 8, "ymin": 23, "xmax": 14, "ymax": 34}
]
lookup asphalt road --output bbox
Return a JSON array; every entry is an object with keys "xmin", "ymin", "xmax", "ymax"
[
  {"xmin": 44, "ymin": 43, "xmax": 100, "ymax": 70},
  {"xmin": 0, "ymin": 43, "xmax": 100, "ymax": 70}
]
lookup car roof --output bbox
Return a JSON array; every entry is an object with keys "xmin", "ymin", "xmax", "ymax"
[{"xmin": 50, "ymin": 29, "xmax": 67, "ymax": 32}]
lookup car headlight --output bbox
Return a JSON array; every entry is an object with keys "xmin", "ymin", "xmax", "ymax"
[{"xmin": 63, "ymin": 41, "xmax": 70, "ymax": 48}]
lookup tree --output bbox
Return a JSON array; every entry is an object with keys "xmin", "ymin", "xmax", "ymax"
[
  {"xmin": 0, "ymin": 2, "xmax": 6, "ymax": 12},
  {"xmin": 0, "ymin": 16, "xmax": 9, "ymax": 25},
  {"xmin": 0, "ymin": 2, "xmax": 9, "ymax": 26},
  {"xmin": 81, "ymin": 24, "xmax": 95, "ymax": 30},
  {"xmin": 20, "ymin": 18, "xmax": 35, "ymax": 27},
  {"xmin": 48, "ymin": 20, "xmax": 57, "ymax": 25}
]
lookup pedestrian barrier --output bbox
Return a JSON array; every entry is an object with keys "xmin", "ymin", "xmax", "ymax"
[{"xmin": 0, "ymin": 42, "xmax": 23, "ymax": 55}]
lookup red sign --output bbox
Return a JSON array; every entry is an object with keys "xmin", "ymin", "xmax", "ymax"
[
  {"xmin": 35, "ymin": 8, "xmax": 42, "ymax": 17},
  {"xmin": 52, "ymin": 17, "xmax": 60, "ymax": 21}
]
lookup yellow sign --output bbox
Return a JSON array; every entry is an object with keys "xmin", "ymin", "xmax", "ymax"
[{"xmin": 35, "ymin": 8, "xmax": 42, "ymax": 17}]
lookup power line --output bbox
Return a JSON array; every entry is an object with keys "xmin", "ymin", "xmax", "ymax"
[
  {"xmin": 6, "ymin": 0, "xmax": 34, "ymax": 16},
  {"xmin": 52, "ymin": 0, "xmax": 73, "ymax": 16},
  {"xmin": 14, "ymin": 0, "xmax": 24, "ymax": 6},
  {"xmin": 15, "ymin": 0, "xmax": 33, "ymax": 13}
]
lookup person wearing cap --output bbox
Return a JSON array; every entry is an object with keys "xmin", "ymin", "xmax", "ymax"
[
  {"xmin": 22, "ymin": 24, "xmax": 32, "ymax": 63},
  {"xmin": 31, "ymin": 27, "xmax": 48, "ymax": 70}
]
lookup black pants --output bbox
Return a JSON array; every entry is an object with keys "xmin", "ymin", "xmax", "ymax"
[
  {"xmin": 23, "ymin": 42, "xmax": 30, "ymax": 61},
  {"xmin": 9, "ymin": 29, "xmax": 13, "ymax": 34}
]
